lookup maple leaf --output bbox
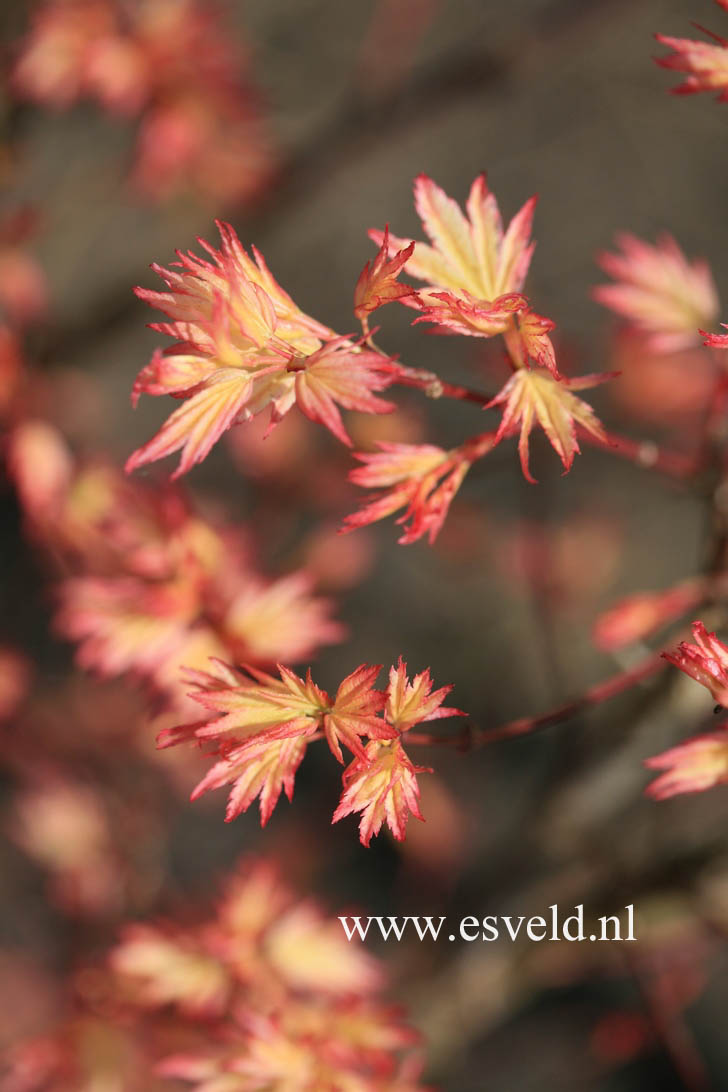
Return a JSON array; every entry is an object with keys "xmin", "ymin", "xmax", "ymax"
[
  {"xmin": 264, "ymin": 902, "xmax": 383, "ymax": 995},
  {"xmin": 182, "ymin": 662, "xmax": 331, "ymax": 746},
  {"xmin": 111, "ymin": 924, "xmax": 230, "ymax": 1016},
  {"xmin": 12, "ymin": 0, "xmax": 272, "ymax": 206},
  {"xmin": 412, "ymin": 289, "xmax": 527, "ymax": 338},
  {"xmin": 593, "ymin": 579, "xmax": 704, "ymax": 652},
  {"xmin": 370, "ymin": 173, "xmax": 537, "ymax": 306},
  {"xmin": 11, "ymin": 0, "xmax": 113, "ymax": 109},
  {"xmin": 171, "ymin": 660, "xmax": 392, "ymax": 766},
  {"xmin": 221, "ymin": 572, "xmax": 345, "ymax": 665},
  {"xmin": 354, "ymin": 224, "xmax": 416, "ymax": 321},
  {"xmin": 128, "ymin": 222, "xmax": 394, "ymax": 476},
  {"xmin": 55, "ymin": 575, "xmax": 197, "ymax": 677},
  {"xmin": 333, "ymin": 739, "xmax": 430, "ymax": 847},
  {"xmin": 385, "ymin": 657, "xmax": 464, "ymax": 733},
  {"xmin": 191, "ymin": 733, "xmax": 310, "ymax": 824},
  {"xmin": 292, "ymin": 335, "xmax": 396, "ymax": 446},
  {"xmin": 645, "ymin": 730, "xmax": 728, "ymax": 799},
  {"xmin": 662, "ymin": 621, "xmax": 728, "ymax": 706},
  {"xmin": 323, "ymin": 663, "xmax": 390, "ymax": 763},
  {"xmin": 593, "ymin": 232, "xmax": 719, "ymax": 352},
  {"xmin": 341, "ymin": 437, "xmax": 495, "ymax": 545},
  {"xmin": 414, "ymin": 292, "xmax": 561, "ymax": 377},
  {"xmin": 510, "ymin": 307, "xmax": 559, "ymax": 377},
  {"xmin": 486, "ymin": 367, "xmax": 612, "ymax": 483},
  {"xmin": 0, "ymin": 215, "xmax": 48, "ymax": 327},
  {"xmin": 702, "ymin": 323, "xmax": 728, "ymax": 349},
  {"xmin": 126, "ymin": 367, "xmax": 260, "ymax": 479},
  {"xmin": 43, "ymin": 441, "xmax": 342, "ymax": 712},
  {"xmin": 7, "ymin": 419, "xmax": 74, "ymax": 524},
  {"xmin": 655, "ymin": 3, "xmax": 728, "ymax": 101}
]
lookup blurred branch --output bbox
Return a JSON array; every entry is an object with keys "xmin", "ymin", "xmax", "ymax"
[{"xmin": 626, "ymin": 947, "xmax": 713, "ymax": 1092}]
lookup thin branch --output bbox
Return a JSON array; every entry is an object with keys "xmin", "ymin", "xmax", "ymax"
[
  {"xmin": 580, "ymin": 427, "xmax": 699, "ymax": 481},
  {"xmin": 475, "ymin": 651, "xmax": 668, "ymax": 744},
  {"xmin": 394, "ymin": 366, "xmax": 699, "ymax": 481},
  {"xmin": 392, "ymin": 363, "xmax": 491, "ymax": 406},
  {"xmin": 406, "ymin": 651, "xmax": 667, "ymax": 749}
]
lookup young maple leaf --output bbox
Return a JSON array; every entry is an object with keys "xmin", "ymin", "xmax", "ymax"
[
  {"xmin": 11, "ymin": 0, "xmax": 114, "ymax": 109},
  {"xmin": 412, "ymin": 288, "xmax": 527, "ymax": 338},
  {"xmin": 645, "ymin": 730, "xmax": 728, "ymax": 799},
  {"xmin": 655, "ymin": 2, "xmax": 728, "ymax": 101},
  {"xmin": 592, "ymin": 232, "xmax": 719, "ymax": 351},
  {"xmin": 702, "ymin": 322, "xmax": 728, "ymax": 349},
  {"xmin": 43, "ymin": 439, "xmax": 342, "ymax": 709},
  {"xmin": 55, "ymin": 575, "xmax": 197, "ymax": 677},
  {"xmin": 341, "ymin": 436, "xmax": 495, "ymax": 545},
  {"xmin": 127, "ymin": 222, "xmax": 395, "ymax": 476},
  {"xmin": 178, "ymin": 662, "xmax": 332, "ymax": 747},
  {"xmin": 323, "ymin": 663, "xmax": 390, "ymax": 763},
  {"xmin": 385, "ymin": 657, "xmax": 464, "ymax": 733},
  {"xmin": 11, "ymin": 0, "xmax": 272, "ymax": 206},
  {"xmin": 593, "ymin": 579, "xmax": 705, "ymax": 652},
  {"xmin": 486, "ymin": 368, "xmax": 612, "ymax": 483},
  {"xmin": 192, "ymin": 733, "xmax": 310, "ymax": 824},
  {"xmin": 370, "ymin": 173, "xmax": 537, "ymax": 306},
  {"xmin": 291, "ymin": 335, "xmax": 396, "ymax": 446},
  {"xmin": 264, "ymin": 902, "xmax": 383, "ymax": 995},
  {"xmin": 111, "ymin": 924, "xmax": 231, "ymax": 1016},
  {"xmin": 160, "ymin": 1016, "xmax": 317, "ymax": 1090},
  {"xmin": 168, "ymin": 660, "xmax": 392, "ymax": 764},
  {"xmin": 221, "ymin": 572, "xmax": 345, "ymax": 665},
  {"xmin": 354, "ymin": 224, "xmax": 416, "ymax": 322},
  {"xmin": 169, "ymin": 661, "xmax": 395, "ymax": 822},
  {"xmin": 662, "ymin": 621, "xmax": 728, "ymax": 706},
  {"xmin": 510, "ymin": 308, "xmax": 559, "ymax": 377},
  {"xmin": 333, "ymin": 739, "xmax": 430, "ymax": 846},
  {"xmin": 414, "ymin": 293, "xmax": 561, "ymax": 377}
]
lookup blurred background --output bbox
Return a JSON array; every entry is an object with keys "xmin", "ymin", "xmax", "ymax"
[{"xmin": 3, "ymin": 0, "xmax": 728, "ymax": 1088}]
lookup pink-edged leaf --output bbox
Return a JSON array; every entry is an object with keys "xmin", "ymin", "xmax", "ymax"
[
  {"xmin": 385, "ymin": 656, "xmax": 465, "ymax": 732},
  {"xmin": 333, "ymin": 739, "xmax": 430, "ymax": 847},
  {"xmin": 126, "ymin": 368, "xmax": 257, "ymax": 478},
  {"xmin": 294, "ymin": 338, "xmax": 396, "ymax": 446},
  {"xmin": 191, "ymin": 733, "xmax": 309, "ymax": 825},
  {"xmin": 354, "ymin": 225, "xmax": 416, "ymax": 318},
  {"xmin": 645, "ymin": 730, "xmax": 728, "ymax": 800},
  {"xmin": 323, "ymin": 663, "xmax": 391, "ymax": 763}
]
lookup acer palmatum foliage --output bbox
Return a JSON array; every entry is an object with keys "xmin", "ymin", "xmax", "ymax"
[
  {"xmin": 342, "ymin": 436, "xmax": 496, "ymax": 545},
  {"xmin": 11, "ymin": 0, "xmax": 272, "ymax": 203},
  {"xmin": 0, "ymin": 208, "xmax": 48, "ymax": 328},
  {"xmin": 593, "ymin": 580, "xmax": 706, "ymax": 652},
  {"xmin": 369, "ymin": 173, "xmax": 537, "ymax": 305},
  {"xmin": 359, "ymin": 175, "xmax": 611, "ymax": 498},
  {"xmin": 655, "ymin": 0, "xmax": 728, "ymax": 101},
  {"xmin": 4, "ymin": 860, "xmax": 427, "ymax": 1091},
  {"xmin": 661, "ymin": 621, "xmax": 728, "ymax": 707},
  {"xmin": 645, "ymin": 731, "xmax": 728, "ymax": 799},
  {"xmin": 128, "ymin": 222, "xmax": 397, "ymax": 476},
  {"xmin": 642, "ymin": 622, "xmax": 728, "ymax": 800},
  {"xmin": 7, "ymin": 5, "xmax": 728, "ymax": 1083},
  {"xmin": 354, "ymin": 224, "xmax": 416, "ymax": 325},
  {"xmin": 125, "ymin": 175, "xmax": 613, "ymax": 527},
  {"xmin": 485, "ymin": 368, "xmax": 612, "ymax": 484},
  {"xmin": 593, "ymin": 232, "xmax": 719, "ymax": 351},
  {"xmin": 9, "ymin": 422, "xmax": 343, "ymax": 719},
  {"xmin": 160, "ymin": 658, "xmax": 463, "ymax": 845}
]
